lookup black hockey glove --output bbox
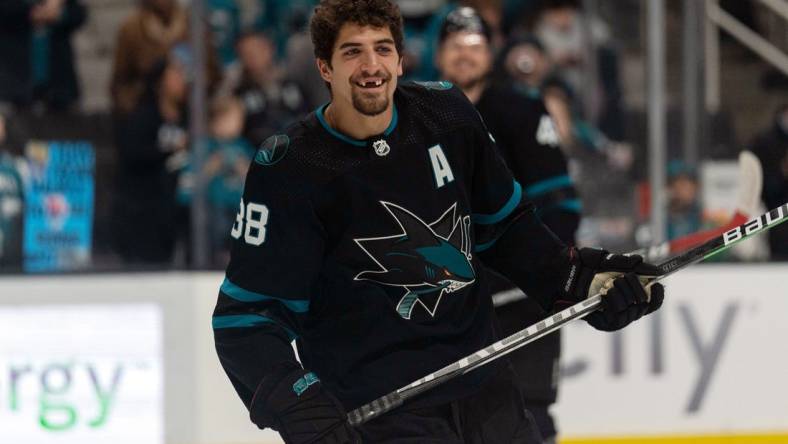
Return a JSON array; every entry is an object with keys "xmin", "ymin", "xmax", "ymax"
[
  {"xmin": 585, "ymin": 273, "xmax": 664, "ymax": 331},
  {"xmin": 560, "ymin": 247, "xmax": 665, "ymax": 331},
  {"xmin": 249, "ymin": 361, "xmax": 361, "ymax": 444}
]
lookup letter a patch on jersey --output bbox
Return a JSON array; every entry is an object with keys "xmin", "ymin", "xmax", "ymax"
[
  {"xmin": 428, "ymin": 144, "xmax": 454, "ymax": 188},
  {"xmin": 354, "ymin": 202, "xmax": 475, "ymax": 320}
]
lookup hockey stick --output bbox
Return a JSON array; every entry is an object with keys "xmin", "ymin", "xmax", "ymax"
[
  {"xmin": 348, "ymin": 202, "xmax": 788, "ymax": 426},
  {"xmin": 495, "ymin": 151, "xmax": 763, "ymax": 306},
  {"xmin": 494, "ymin": 200, "xmax": 746, "ymax": 307},
  {"xmin": 493, "ymin": 203, "xmax": 750, "ymax": 307}
]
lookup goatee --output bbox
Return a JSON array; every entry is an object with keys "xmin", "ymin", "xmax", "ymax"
[
  {"xmin": 352, "ymin": 91, "xmax": 389, "ymax": 116},
  {"xmin": 455, "ymin": 75, "xmax": 484, "ymax": 91}
]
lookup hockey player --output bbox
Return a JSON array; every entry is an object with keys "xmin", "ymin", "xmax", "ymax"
[
  {"xmin": 212, "ymin": 1, "xmax": 664, "ymax": 443},
  {"xmin": 435, "ymin": 8, "xmax": 579, "ymax": 443}
]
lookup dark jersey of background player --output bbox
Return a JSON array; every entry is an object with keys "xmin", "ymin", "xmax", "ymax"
[
  {"xmin": 479, "ymin": 85, "xmax": 579, "ymax": 441},
  {"xmin": 435, "ymin": 7, "xmax": 581, "ymax": 442}
]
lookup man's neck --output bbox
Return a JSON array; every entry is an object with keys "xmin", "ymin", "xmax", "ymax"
[
  {"xmin": 325, "ymin": 99, "xmax": 393, "ymax": 140},
  {"xmin": 459, "ymin": 79, "xmax": 487, "ymax": 104}
]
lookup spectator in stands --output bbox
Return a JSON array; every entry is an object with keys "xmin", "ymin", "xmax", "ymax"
[
  {"xmin": 500, "ymin": 35, "xmax": 632, "ymax": 172},
  {"xmin": 0, "ymin": 107, "xmax": 25, "ymax": 157},
  {"xmin": 499, "ymin": 0, "xmax": 540, "ymax": 36},
  {"xmin": 207, "ymin": 0, "xmax": 242, "ymax": 68},
  {"xmin": 751, "ymin": 105, "xmax": 788, "ymax": 260},
  {"xmin": 176, "ymin": 96, "xmax": 253, "ymax": 267},
  {"xmin": 0, "ymin": 111, "xmax": 25, "ymax": 270},
  {"xmin": 233, "ymin": 31, "xmax": 308, "ymax": 146},
  {"xmin": 396, "ymin": 0, "xmax": 451, "ymax": 81},
  {"xmin": 112, "ymin": 51, "xmax": 190, "ymax": 265},
  {"xmin": 205, "ymin": 96, "xmax": 253, "ymax": 265},
  {"xmin": 111, "ymin": 0, "xmax": 187, "ymax": 115},
  {"xmin": 666, "ymin": 161, "xmax": 701, "ymax": 241},
  {"xmin": 253, "ymin": 0, "xmax": 317, "ymax": 58},
  {"xmin": 531, "ymin": 0, "xmax": 623, "ymax": 139},
  {"xmin": 0, "ymin": 0, "xmax": 87, "ymax": 112}
]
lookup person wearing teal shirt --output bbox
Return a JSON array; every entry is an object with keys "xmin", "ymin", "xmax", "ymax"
[{"xmin": 207, "ymin": 0, "xmax": 242, "ymax": 67}]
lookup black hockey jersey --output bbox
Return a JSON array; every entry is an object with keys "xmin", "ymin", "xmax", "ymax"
[
  {"xmin": 476, "ymin": 85, "xmax": 580, "ymax": 231},
  {"xmin": 477, "ymin": 84, "xmax": 580, "ymax": 410},
  {"xmin": 213, "ymin": 81, "xmax": 567, "ymax": 414}
]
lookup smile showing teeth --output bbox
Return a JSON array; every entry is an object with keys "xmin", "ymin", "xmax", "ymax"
[{"xmin": 357, "ymin": 79, "xmax": 384, "ymax": 88}]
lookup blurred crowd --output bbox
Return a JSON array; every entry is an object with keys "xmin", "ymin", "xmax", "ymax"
[{"xmin": 0, "ymin": 0, "xmax": 785, "ymax": 270}]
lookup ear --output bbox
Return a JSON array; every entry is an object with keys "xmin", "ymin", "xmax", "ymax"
[
  {"xmin": 397, "ymin": 55, "xmax": 404, "ymax": 77},
  {"xmin": 316, "ymin": 58, "xmax": 332, "ymax": 83}
]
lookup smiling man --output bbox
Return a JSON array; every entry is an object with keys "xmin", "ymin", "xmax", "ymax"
[
  {"xmin": 212, "ymin": 1, "xmax": 664, "ymax": 443},
  {"xmin": 435, "ymin": 9, "xmax": 581, "ymax": 444}
]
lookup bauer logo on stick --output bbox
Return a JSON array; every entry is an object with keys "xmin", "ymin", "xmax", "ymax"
[{"xmin": 723, "ymin": 203, "xmax": 787, "ymax": 246}]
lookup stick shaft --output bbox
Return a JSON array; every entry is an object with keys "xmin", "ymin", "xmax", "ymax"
[{"xmin": 348, "ymin": 203, "xmax": 788, "ymax": 426}]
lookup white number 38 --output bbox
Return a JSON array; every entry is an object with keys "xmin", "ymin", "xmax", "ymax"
[{"xmin": 231, "ymin": 200, "xmax": 269, "ymax": 246}]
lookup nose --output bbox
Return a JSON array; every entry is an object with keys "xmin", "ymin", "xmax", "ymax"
[
  {"xmin": 458, "ymin": 45, "xmax": 476, "ymax": 57},
  {"xmin": 360, "ymin": 50, "xmax": 381, "ymax": 71}
]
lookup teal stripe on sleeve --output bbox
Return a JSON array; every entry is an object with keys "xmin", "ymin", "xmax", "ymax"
[
  {"xmin": 220, "ymin": 278, "xmax": 310, "ymax": 313},
  {"xmin": 472, "ymin": 180, "xmax": 522, "ymax": 225},
  {"xmin": 475, "ymin": 199, "xmax": 581, "ymax": 253},
  {"xmin": 536, "ymin": 199, "xmax": 583, "ymax": 215},
  {"xmin": 556, "ymin": 199, "xmax": 582, "ymax": 213},
  {"xmin": 524, "ymin": 175, "xmax": 573, "ymax": 198},
  {"xmin": 474, "ymin": 237, "xmax": 499, "ymax": 253},
  {"xmin": 212, "ymin": 314, "xmax": 297, "ymax": 340}
]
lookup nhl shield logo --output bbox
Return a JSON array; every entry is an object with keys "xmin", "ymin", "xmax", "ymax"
[{"xmin": 373, "ymin": 139, "xmax": 390, "ymax": 157}]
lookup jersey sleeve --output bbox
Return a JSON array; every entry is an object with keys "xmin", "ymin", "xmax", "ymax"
[
  {"xmin": 213, "ymin": 153, "xmax": 325, "ymax": 410},
  {"xmin": 467, "ymin": 107, "xmax": 570, "ymax": 311}
]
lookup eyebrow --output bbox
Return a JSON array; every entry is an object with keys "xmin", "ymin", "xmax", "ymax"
[{"xmin": 338, "ymin": 38, "xmax": 396, "ymax": 50}]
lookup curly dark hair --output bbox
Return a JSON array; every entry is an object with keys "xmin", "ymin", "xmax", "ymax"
[{"xmin": 310, "ymin": 0, "xmax": 404, "ymax": 66}]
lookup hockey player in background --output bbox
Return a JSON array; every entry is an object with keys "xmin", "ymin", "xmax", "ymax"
[
  {"xmin": 212, "ymin": 1, "xmax": 664, "ymax": 443},
  {"xmin": 435, "ymin": 8, "xmax": 579, "ymax": 443}
]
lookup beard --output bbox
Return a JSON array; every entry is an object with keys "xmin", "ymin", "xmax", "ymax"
[
  {"xmin": 448, "ymin": 68, "xmax": 485, "ymax": 91},
  {"xmin": 454, "ymin": 74, "xmax": 484, "ymax": 91},
  {"xmin": 351, "ymin": 89, "xmax": 390, "ymax": 116},
  {"xmin": 445, "ymin": 58, "xmax": 487, "ymax": 90}
]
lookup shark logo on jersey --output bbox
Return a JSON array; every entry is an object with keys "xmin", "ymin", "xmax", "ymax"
[{"xmin": 354, "ymin": 202, "xmax": 475, "ymax": 320}]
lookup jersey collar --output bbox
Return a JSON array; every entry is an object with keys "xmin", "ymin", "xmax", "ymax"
[{"xmin": 315, "ymin": 103, "xmax": 398, "ymax": 147}]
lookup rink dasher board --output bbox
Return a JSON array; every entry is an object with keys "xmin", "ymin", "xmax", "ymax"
[
  {"xmin": 555, "ymin": 263, "xmax": 788, "ymax": 438},
  {"xmin": 0, "ymin": 266, "xmax": 786, "ymax": 444}
]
